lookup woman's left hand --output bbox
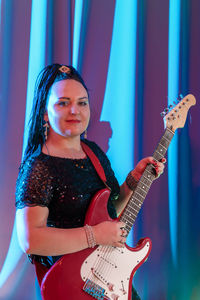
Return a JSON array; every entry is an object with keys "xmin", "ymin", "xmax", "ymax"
[{"xmin": 132, "ymin": 157, "xmax": 166, "ymax": 181}]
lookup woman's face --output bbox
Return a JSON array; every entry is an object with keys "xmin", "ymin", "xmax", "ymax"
[{"xmin": 45, "ymin": 79, "xmax": 90, "ymax": 139}]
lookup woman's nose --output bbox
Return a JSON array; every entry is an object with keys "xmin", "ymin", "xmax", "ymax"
[{"xmin": 70, "ymin": 104, "xmax": 80, "ymax": 114}]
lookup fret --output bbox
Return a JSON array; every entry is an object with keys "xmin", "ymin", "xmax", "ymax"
[
  {"xmin": 136, "ymin": 186, "xmax": 148, "ymax": 198},
  {"xmin": 145, "ymin": 168, "xmax": 156, "ymax": 180},
  {"xmin": 122, "ymin": 221, "xmax": 132, "ymax": 233},
  {"xmin": 123, "ymin": 219, "xmax": 132, "ymax": 229},
  {"xmin": 128, "ymin": 204, "xmax": 140, "ymax": 215},
  {"xmin": 142, "ymin": 177, "xmax": 152, "ymax": 187},
  {"xmin": 131, "ymin": 196, "xmax": 143, "ymax": 207},
  {"xmin": 138, "ymin": 180, "xmax": 151, "ymax": 188},
  {"xmin": 122, "ymin": 214, "xmax": 132, "ymax": 225},
  {"xmin": 124, "ymin": 205, "xmax": 140, "ymax": 221},
  {"xmin": 154, "ymin": 150, "xmax": 164, "ymax": 159},
  {"xmin": 134, "ymin": 190, "xmax": 145, "ymax": 200},
  {"xmin": 124, "ymin": 206, "xmax": 138, "ymax": 217},
  {"xmin": 158, "ymin": 143, "xmax": 166, "ymax": 149},
  {"xmin": 165, "ymin": 127, "xmax": 174, "ymax": 136},
  {"xmin": 137, "ymin": 184, "xmax": 149, "ymax": 195},
  {"xmin": 120, "ymin": 128, "xmax": 174, "ymax": 235},
  {"xmin": 130, "ymin": 203, "xmax": 140, "ymax": 212},
  {"xmin": 125, "ymin": 206, "xmax": 139, "ymax": 219},
  {"xmin": 164, "ymin": 130, "xmax": 174, "ymax": 142},
  {"xmin": 138, "ymin": 180, "xmax": 150, "ymax": 189},
  {"xmin": 134, "ymin": 191, "xmax": 145, "ymax": 201},
  {"xmin": 123, "ymin": 212, "xmax": 136, "ymax": 224},
  {"xmin": 153, "ymin": 153, "xmax": 162, "ymax": 161},
  {"xmin": 140, "ymin": 176, "xmax": 152, "ymax": 186},
  {"xmin": 158, "ymin": 142, "xmax": 167, "ymax": 151},
  {"xmin": 124, "ymin": 225, "xmax": 132, "ymax": 233},
  {"xmin": 126, "ymin": 214, "xmax": 137, "ymax": 224},
  {"xmin": 124, "ymin": 222, "xmax": 132, "ymax": 231},
  {"xmin": 160, "ymin": 139, "xmax": 170, "ymax": 150},
  {"xmin": 162, "ymin": 133, "xmax": 171, "ymax": 143},
  {"xmin": 131, "ymin": 198, "xmax": 142, "ymax": 209}
]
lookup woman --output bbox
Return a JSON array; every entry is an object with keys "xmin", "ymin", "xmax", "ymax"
[{"xmin": 15, "ymin": 64, "xmax": 165, "ymax": 299}]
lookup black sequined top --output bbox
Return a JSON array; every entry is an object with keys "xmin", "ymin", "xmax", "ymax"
[{"xmin": 15, "ymin": 139, "xmax": 120, "ymax": 267}]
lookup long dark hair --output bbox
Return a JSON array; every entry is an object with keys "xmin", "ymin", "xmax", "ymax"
[{"xmin": 23, "ymin": 64, "xmax": 89, "ymax": 161}]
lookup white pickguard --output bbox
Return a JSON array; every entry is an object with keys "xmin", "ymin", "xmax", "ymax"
[{"xmin": 80, "ymin": 241, "xmax": 150, "ymax": 300}]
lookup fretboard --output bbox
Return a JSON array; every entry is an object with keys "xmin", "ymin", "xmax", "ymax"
[{"xmin": 120, "ymin": 128, "xmax": 174, "ymax": 234}]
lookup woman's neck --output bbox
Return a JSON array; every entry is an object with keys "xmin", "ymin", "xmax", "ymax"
[{"xmin": 42, "ymin": 133, "xmax": 86, "ymax": 159}]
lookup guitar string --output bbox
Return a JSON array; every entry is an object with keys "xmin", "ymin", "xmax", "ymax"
[
  {"xmin": 97, "ymin": 244, "xmax": 115, "ymax": 282},
  {"xmin": 94, "ymin": 245, "xmax": 119, "ymax": 288},
  {"xmin": 98, "ymin": 245, "xmax": 113, "ymax": 284},
  {"xmin": 85, "ymin": 245, "xmax": 107, "ymax": 284},
  {"xmin": 85, "ymin": 245, "xmax": 115, "ymax": 291},
  {"xmin": 85, "ymin": 246, "xmax": 113, "ymax": 299},
  {"xmin": 85, "ymin": 129, "xmax": 174, "ymax": 296},
  {"xmin": 104, "ymin": 246, "xmax": 118, "ymax": 285},
  {"xmin": 93, "ymin": 245, "xmax": 110, "ymax": 283}
]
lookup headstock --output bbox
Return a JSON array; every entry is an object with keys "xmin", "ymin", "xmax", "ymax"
[{"xmin": 163, "ymin": 94, "xmax": 196, "ymax": 132}]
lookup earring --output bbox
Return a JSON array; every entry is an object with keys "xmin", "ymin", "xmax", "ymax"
[
  {"xmin": 43, "ymin": 121, "xmax": 49, "ymax": 141},
  {"xmin": 84, "ymin": 130, "xmax": 87, "ymax": 139}
]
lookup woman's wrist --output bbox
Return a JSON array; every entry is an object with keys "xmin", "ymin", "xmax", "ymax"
[
  {"xmin": 125, "ymin": 171, "xmax": 139, "ymax": 191},
  {"xmin": 84, "ymin": 224, "xmax": 97, "ymax": 248}
]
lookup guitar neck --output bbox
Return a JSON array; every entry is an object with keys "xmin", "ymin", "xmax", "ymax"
[{"xmin": 120, "ymin": 127, "xmax": 174, "ymax": 234}]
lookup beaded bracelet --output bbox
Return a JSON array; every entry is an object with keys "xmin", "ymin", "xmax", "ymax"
[
  {"xmin": 84, "ymin": 224, "xmax": 96, "ymax": 248},
  {"xmin": 126, "ymin": 171, "xmax": 138, "ymax": 191}
]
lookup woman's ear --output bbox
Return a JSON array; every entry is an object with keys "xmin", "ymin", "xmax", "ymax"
[{"xmin": 44, "ymin": 111, "xmax": 49, "ymax": 122}]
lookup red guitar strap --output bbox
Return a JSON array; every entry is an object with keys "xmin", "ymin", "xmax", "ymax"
[{"xmin": 81, "ymin": 141, "xmax": 108, "ymax": 185}]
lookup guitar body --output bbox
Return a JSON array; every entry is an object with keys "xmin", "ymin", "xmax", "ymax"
[{"xmin": 41, "ymin": 189, "xmax": 152, "ymax": 300}]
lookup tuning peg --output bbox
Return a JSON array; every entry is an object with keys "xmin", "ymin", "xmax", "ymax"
[
  {"xmin": 179, "ymin": 94, "xmax": 183, "ymax": 99},
  {"xmin": 164, "ymin": 107, "xmax": 169, "ymax": 113},
  {"xmin": 177, "ymin": 94, "xmax": 184, "ymax": 102},
  {"xmin": 160, "ymin": 111, "xmax": 166, "ymax": 117}
]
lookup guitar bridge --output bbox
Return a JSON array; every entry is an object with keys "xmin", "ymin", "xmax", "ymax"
[{"xmin": 83, "ymin": 279, "xmax": 110, "ymax": 300}]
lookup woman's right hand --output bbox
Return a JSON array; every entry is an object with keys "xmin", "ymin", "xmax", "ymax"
[{"xmin": 92, "ymin": 221, "xmax": 127, "ymax": 248}]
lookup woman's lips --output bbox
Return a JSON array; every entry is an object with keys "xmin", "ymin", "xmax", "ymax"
[{"xmin": 66, "ymin": 120, "xmax": 81, "ymax": 123}]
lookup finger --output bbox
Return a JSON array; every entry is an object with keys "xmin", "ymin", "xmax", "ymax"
[
  {"xmin": 160, "ymin": 158, "xmax": 166, "ymax": 163},
  {"xmin": 118, "ymin": 222, "xmax": 126, "ymax": 229},
  {"xmin": 115, "ymin": 242, "xmax": 124, "ymax": 248},
  {"xmin": 115, "ymin": 237, "xmax": 126, "ymax": 248},
  {"xmin": 144, "ymin": 157, "xmax": 156, "ymax": 166},
  {"xmin": 157, "ymin": 161, "xmax": 165, "ymax": 168},
  {"xmin": 121, "ymin": 228, "xmax": 128, "ymax": 237},
  {"xmin": 155, "ymin": 166, "xmax": 162, "ymax": 172},
  {"xmin": 150, "ymin": 158, "xmax": 161, "ymax": 169},
  {"xmin": 120, "ymin": 236, "xmax": 126, "ymax": 244},
  {"xmin": 156, "ymin": 165, "xmax": 164, "ymax": 172},
  {"xmin": 155, "ymin": 166, "xmax": 164, "ymax": 177},
  {"xmin": 155, "ymin": 161, "xmax": 165, "ymax": 170}
]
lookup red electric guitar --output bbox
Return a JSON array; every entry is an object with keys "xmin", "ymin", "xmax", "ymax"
[{"xmin": 39, "ymin": 94, "xmax": 196, "ymax": 300}]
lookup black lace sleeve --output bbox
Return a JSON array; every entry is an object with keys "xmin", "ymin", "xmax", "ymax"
[{"xmin": 15, "ymin": 156, "xmax": 54, "ymax": 209}]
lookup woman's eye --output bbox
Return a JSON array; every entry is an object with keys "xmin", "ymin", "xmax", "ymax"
[
  {"xmin": 79, "ymin": 101, "xmax": 88, "ymax": 106},
  {"xmin": 58, "ymin": 101, "xmax": 68, "ymax": 106}
]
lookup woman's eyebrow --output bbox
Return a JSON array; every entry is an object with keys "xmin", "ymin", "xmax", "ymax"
[
  {"xmin": 58, "ymin": 97, "xmax": 70, "ymax": 100},
  {"xmin": 78, "ymin": 97, "xmax": 89, "ymax": 100},
  {"xmin": 57, "ymin": 96, "xmax": 88, "ymax": 100}
]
